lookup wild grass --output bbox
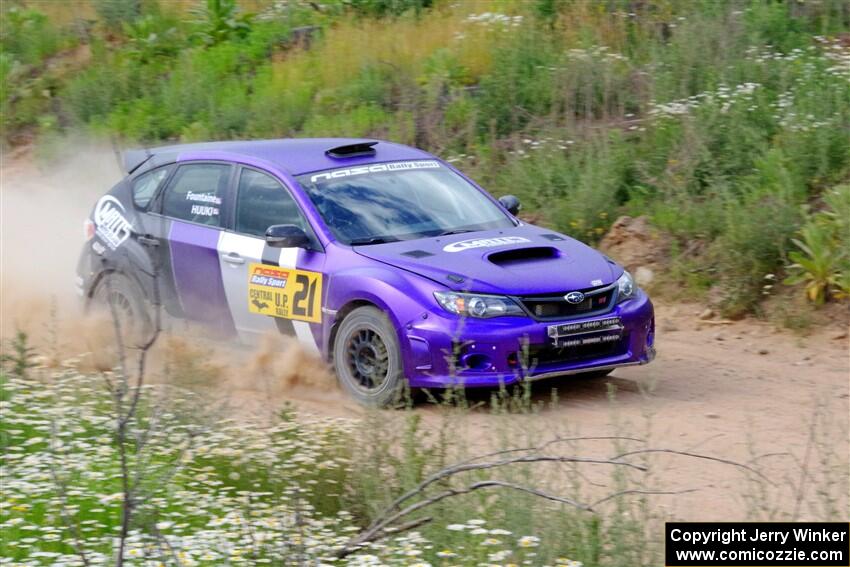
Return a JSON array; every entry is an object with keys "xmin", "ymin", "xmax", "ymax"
[
  {"xmin": 0, "ymin": 356, "xmax": 662, "ymax": 565},
  {"xmin": 2, "ymin": 306, "xmax": 848, "ymax": 567},
  {"xmin": 4, "ymin": 358, "xmax": 844, "ymax": 565}
]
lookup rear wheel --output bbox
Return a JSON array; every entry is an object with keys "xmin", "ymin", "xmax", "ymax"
[
  {"xmin": 333, "ymin": 306, "xmax": 405, "ymax": 407},
  {"xmin": 91, "ymin": 272, "xmax": 153, "ymax": 347}
]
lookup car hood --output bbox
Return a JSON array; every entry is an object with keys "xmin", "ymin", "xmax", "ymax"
[{"xmin": 353, "ymin": 224, "xmax": 620, "ymax": 295}]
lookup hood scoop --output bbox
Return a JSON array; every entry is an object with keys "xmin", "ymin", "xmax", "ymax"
[{"xmin": 487, "ymin": 246, "xmax": 560, "ymax": 266}]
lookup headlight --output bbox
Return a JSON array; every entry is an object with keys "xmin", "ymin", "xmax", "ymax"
[
  {"xmin": 434, "ymin": 291, "xmax": 525, "ymax": 318},
  {"xmin": 617, "ymin": 270, "xmax": 636, "ymax": 302}
]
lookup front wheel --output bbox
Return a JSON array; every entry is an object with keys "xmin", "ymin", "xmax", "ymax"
[{"xmin": 333, "ymin": 306, "xmax": 406, "ymax": 407}]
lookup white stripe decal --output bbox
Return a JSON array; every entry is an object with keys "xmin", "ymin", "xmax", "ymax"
[
  {"xmin": 277, "ymin": 247, "xmax": 298, "ymax": 268},
  {"xmin": 293, "ymin": 322, "xmax": 320, "ymax": 354},
  {"xmin": 218, "ymin": 232, "xmax": 276, "ymax": 338},
  {"xmin": 278, "ymin": 247, "xmax": 320, "ymax": 355}
]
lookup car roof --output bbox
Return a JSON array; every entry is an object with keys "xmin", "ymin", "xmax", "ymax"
[{"xmin": 132, "ymin": 138, "xmax": 434, "ymax": 177}]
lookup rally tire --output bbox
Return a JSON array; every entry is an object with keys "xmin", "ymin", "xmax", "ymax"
[
  {"xmin": 333, "ymin": 306, "xmax": 406, "ymax": 407},
  {"xmin": 92, "ymin": 272, "xmax": 153, "ymax": 347}
]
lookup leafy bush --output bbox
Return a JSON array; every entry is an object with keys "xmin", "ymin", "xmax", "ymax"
[
  {"xmin": 785, "ymin": 185, "xmax": 850, "ymax": 303},
  {"xmin": 486, "ymin": 132, "xmax": 632, "ymax": 243},
  {"xmin": 475, "ymin": 28, "xmax": 558, "ymax": 136},
  {"xmin": 122, "ymin": 14, "xmax": 182, "ymax": 63},
  {"xmin": 190, "ymin": 0, "xmax": 254, "ymax": 46},
  {"xmin": 0, "ymin": 6, "xmax": 62, "ymax": 65},
  {"xmin": 344, "ymin": 0, "xmax": 433, "ymax": 18},
  {"xmin": 713, "ymin": 191, "xmax": 801, "ymax": 316},
  {"xmin": 93, "ymin": 0, "xmax": 141, "ymax": 32}
]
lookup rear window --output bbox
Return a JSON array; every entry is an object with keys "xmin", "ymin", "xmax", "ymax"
[
  {"xmin": 161, "ymin": 163, "xmax": 231, "ymax": 227},
  {"xmin": 132, "ymin": 167, "xmax": 170, "ymax": 209}
]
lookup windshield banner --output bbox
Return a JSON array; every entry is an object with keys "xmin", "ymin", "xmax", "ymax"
[{"xmin": 310, "ymin": 160, "xmax": 440, "ymax": 183}]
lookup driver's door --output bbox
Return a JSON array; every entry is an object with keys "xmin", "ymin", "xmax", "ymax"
[{"xmin": 218, "ymin": 166, "xmax": 324, "ymax": 353}]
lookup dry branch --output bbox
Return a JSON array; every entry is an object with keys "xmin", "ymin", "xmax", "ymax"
[{"xmin": 335, "ymin": 438, "xmax": 767, "ymax": 558}]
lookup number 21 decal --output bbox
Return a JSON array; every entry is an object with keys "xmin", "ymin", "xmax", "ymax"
[
  {"xmin": 247, "ymin": 263, "xmax": 323, "ymax": 324},
  {"xmin": 292, "ymin": 274, "xmax": 319, "ymax": 319}
]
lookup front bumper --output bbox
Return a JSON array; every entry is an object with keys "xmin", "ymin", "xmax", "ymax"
[{"xmin": 402, "ymin": 290, "xmax": 655, "ymax": 389}]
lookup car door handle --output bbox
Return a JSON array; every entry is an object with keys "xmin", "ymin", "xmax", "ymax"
[
  {"xmin": 222, "ymin": 253, "xmax": 245, "ymax": 265},
  {"xmin": 138, "ymin": 235, "xmax": 160, "ymax": 247}
]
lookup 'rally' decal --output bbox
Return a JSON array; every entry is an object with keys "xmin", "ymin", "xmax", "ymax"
[
  {"xmin": 310, "ymin": 160, "xmax": 440, "ymax": 183},
  {"xmin": 93, "ymin": 195, "xmax": 132, "ymax": 249},
  {"xmin": 443, "ymin": 236, "xmax": 531, "ymax": 253},
  {"xmin": 247, "ymin": 263, "xmax": 323, "ymax": 324}
]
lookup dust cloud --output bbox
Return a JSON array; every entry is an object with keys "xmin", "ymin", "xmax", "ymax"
[
  {"xmin": 0, "ymin": 137, "xmax": 346, "ymax": 416},
  {"xmin": 1, "ymin": 138, "xmax": 119, "ymax": 341}
]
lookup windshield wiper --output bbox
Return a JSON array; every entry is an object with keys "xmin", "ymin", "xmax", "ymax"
[
  {"xmin": 436, "ymin": 228, "xmax": 477, "ymax": 237},
  {"xmin": 349, "ymin": 236, "xmax": 400, "ymax": 246}
]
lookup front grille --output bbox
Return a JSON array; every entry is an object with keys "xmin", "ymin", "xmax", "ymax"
[
  {"xmin": 518, "ymin": 284, "xmax": 615, "ymax": 320},
  {"xmin": 526, "ymin": 335, "xmax": 627, "ymax": 367}
]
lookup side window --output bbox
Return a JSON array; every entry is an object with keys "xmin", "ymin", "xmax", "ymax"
[
  {"xmin": 236, "ymin": 169, "xmax": 307, "ymax": 237},
  {"xmin": 161, "ymin": 163, "xmax": 230, "ymax": 227},
  {"xmin": 132, "ymin": 167, "xmax": 170, "ymax": 209}
]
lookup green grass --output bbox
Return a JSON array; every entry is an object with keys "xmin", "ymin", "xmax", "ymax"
[
  {"xmin": 0, "ymin": 358, "xmax": 659, "ymax": 566},
  {"xmin": 2, "ymin": 324, "xmax": 847, "ymax": 566},
  {"xmin": 2, "ymin": 0, "xmax": 849, "ymax": 313}
]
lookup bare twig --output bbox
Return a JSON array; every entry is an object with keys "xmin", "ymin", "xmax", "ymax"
[
  {"xmin": 792, "ymin": 400, "xmax": 820, "ymax": 520},
  {"xmin": 453, "ymin": 435, "xmax": 646, "ymax": 468},
  {"xmin": 336, "ymin": 480, "xmax": 592, "ymax": 557},
  {"xmin": 589, "ymin": 488, "xmax": 699, "ymax": 508},
  {"xmin": 336, "ymin": 479, "xmax": 702, "ymax": 558},
  {"xmin": 610, "ymin": 448, "xmax": 772, "ymax": 483},
  {"xmin": 335, "ymin": 451, "xmax": 647, "ymax": 559},
  {"xmin": 335, "ymin": 438, "xmax": 768, "ymax": 558}
]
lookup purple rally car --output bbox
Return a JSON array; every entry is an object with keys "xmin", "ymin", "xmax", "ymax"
[{"xmin": 77, "ymin": 138, "xmax": 655, "ymax": 405}]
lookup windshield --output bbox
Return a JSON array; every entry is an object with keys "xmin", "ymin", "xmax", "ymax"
[{"xmin": 297, "ymin": 161, "xmax": 514, "ymax": 245}]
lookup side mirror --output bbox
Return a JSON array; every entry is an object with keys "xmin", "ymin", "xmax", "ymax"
[
  {"xmin": 265, "ymin": 224, "xmax": 311, "ymax": 249},
  {"xmin": 499, "ymin": 194, "xmax": 521, "ymax": 215}
]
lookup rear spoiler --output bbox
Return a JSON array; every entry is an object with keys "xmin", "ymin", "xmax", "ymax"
[{"xmin": 123, "ymin": 148, "xmax": 153, "ymax": 174}]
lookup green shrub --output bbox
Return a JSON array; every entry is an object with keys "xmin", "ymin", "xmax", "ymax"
[
  {"xmin": 344, "ymin": 0, "xmax": 433, "ymax": 18},
  {"xmin": 190, "ymin": 0, "xmax": 254, "ymax": 47},
  {"xmin": 93, "ymin": 0, "xmax": 141, "ymax": 32},
  {"xmin": 302, "ymin": 105, "xmax": 414, "ymax": 143},
  {"xmin": 711, "ymin": 149, "xmax": 804, "ymax": 316},
  {"xmin": 0, "ymin": 331, "xmax": 37, "ymax": 378},
  {"xmin": 476, "ymin": 28, "xmax": 558, "ymax": 137},
  {"xmin": 122, "ymin": 13, "xmax": 182, "ymax": 63},
  {"xmin": 65, "ymin": 44, "xmax": 139, "ymax": 125},
  {"xmin": 785, "ymin": 185, "xmax": 850, "ymax": 303},
  {"xmin": 491, "ymin": 131, "xmax": 633, "ymax": 243},
  {"xmin": 0, "ymin": 7, "xmax": 62, "ymax": 65}
]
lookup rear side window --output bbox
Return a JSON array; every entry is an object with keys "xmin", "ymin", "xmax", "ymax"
[
  {"xmin": 161, "ymin": 163, "xmax": 231, "ymax": 227},
  {"xmin": 132, "ymin": 167, "xmax": 170, "ymax": 209},
  {"xmin": 235, "ymin": 169, "xmax": 307, "ymax": 237}
]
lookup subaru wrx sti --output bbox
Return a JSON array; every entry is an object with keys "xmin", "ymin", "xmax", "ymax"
[{"xmin": 77, "ymin": 139, "xmax": 655, "ymax": 405}]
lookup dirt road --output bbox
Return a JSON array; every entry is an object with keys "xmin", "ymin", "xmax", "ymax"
[
  {"xmin": 2, "ymin": 143, "xmax": 848, "ymax": 523},
  {"xmin": 218, "ymin": 300, "xmax": 848, "ymax": 522}
]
